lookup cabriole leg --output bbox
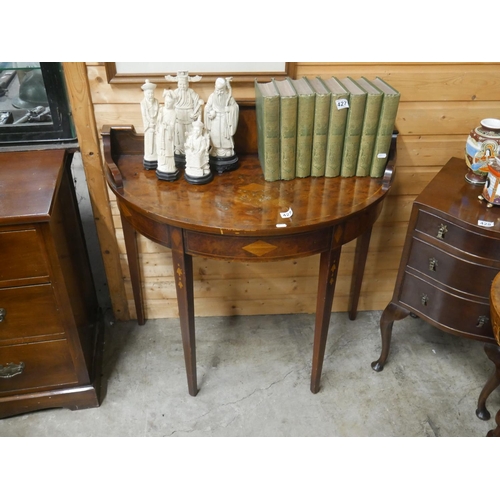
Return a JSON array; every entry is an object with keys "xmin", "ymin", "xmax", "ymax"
[{"xmin": 371, "ymin": 302, "xmax": 410, "ymax": 372}]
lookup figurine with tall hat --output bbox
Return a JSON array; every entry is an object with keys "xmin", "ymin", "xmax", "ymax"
[
  {"xmin": 165, "ymin": 70, "xmax": 203, "ymax": 167},
  {"xmin": 140, "ymin": 79, "xmax": 159, "ymax": 170}
]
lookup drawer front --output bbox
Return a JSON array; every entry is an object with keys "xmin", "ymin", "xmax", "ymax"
[
  {"xmin": 400, "ymin": 272, "xmax": 494, "ymax": 341},
  {"xmin": 0, "ymin": 339, "xmax": 78, "ymax": 393},
  {"xmin": 0, "ymin": 229, "xmax": 50, "ymax": 286},
  {"xmin": 185, "ymin": 229, "xmax": 332, "ymax": 260},
  {"xmin": 0, "ymin": 284, "xmax": 64, "ymax": 344},
  {"xmin": 415, "ymin": 210, "xmax": 500, "ymax": 261},
  {"xmin": 407, "ymin": 238, "xmax": 499, "ymax": 298}
]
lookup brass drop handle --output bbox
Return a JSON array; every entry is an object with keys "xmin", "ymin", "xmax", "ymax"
[
  {"xmin": 437, "ymin": 224, "xmax": 448, "ymax": 239},
  {"xmin": 421, "ymin": 293, "xmax": 429, "ymax": 306},
  {"xmin": 0, "ymin": 308, "xmax": 5, "ymax": 322},
  {"xmin": 429, "ymin": 257, "xmax": 438, "ymax": 272},
  {"xmin": 476, "ymin": 316, "xmax": 489, "ymax": 328},
  {"xmin": 0, "ymin": 361, "xmax": 25, "ymax": 379}
]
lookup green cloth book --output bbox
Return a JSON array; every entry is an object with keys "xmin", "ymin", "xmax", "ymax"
[
  {"xmin": 287, "ymin": 76, "xmax": 315, "ymax": 178},
  {"xmin": 355, "ymin": 77, "xmax": 383, "ymax": 177},
  {"xmin": 369, "ymin": 77, "xmax": 400, "ymax": 178},
  {"xmin": 255, "ymin": 80, "xmax": 281, "ymax": 181},
  {"xmin": 319, "ymin": 76, "xmax": 349, "ymax": 178},
  {"xmin": 339, "ymin": 77, "xmax": 367, "ymax": 177},
  {"xmin": 273, "ymin": 78, "xmax": 298, "ymax": 181},
  {"xmin": 306, "ymin": 76, "xmax": 331, "ymax": 177}
]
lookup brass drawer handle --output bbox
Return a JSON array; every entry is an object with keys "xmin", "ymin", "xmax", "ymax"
[
  {"xmin": 437, "ymin": 224, "xmax": 448, "ymax": 239},
  {"xmin": 0, "ymin": 308, "xmax": 5, "ymax": 322},
  {"xmin": 429, "ymin": 257, "xmax": 438, "ymax": 272},
  {"xmin": 476, "ymin": 316, "xmax": 489, "ymax": 328},
  {"xmin": 0, "ymin": 361, "xmax": 25, "ymax": 379},
  {"xmin": 421, "ymin": 293, "xmax": 429, "ymax": 306}
]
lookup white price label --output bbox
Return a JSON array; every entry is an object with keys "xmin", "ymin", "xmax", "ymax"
[
  {"xmin": 280, "ymin": 208, "xmax": 293, "ymax": 218},
  {"xmin": 478, "ymin": 220, "xmax": 495, "ymax": 227},
  {"xmin": 377, "ymin": 153, "xmax": 387, "ymax": 159},
  {"xmin": 335, "ymin": 98, "xmax": 349, "ymax": 110}
]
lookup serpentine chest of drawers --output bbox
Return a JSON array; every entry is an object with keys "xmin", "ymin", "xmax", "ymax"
[
  {"xmin": 372, "ymin": 157, "xmax": 498, "ymax": 373},
  {"xmin": 0, "ymin": 149, "xmax": 103, "ymax": 418}
]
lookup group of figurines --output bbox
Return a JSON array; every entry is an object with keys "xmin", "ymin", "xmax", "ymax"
[{"xmin": 140, "ymin": 70, "xmax": 239, "ymax": 185}]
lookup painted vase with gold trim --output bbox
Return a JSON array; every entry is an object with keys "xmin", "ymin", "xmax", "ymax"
[{"xmin": 465, "ymin": 118, "xmax": 500, "ymax": 185}]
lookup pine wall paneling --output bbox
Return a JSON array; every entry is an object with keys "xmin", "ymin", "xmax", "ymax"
[{"xmin": 67, "ymin": 62, "xmax": 500, "ymax": 320}]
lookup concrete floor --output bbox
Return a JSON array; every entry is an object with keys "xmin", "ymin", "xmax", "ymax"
[{"xmin": 1, "ymin": 310, "xmax": 498, "ymax": 437}]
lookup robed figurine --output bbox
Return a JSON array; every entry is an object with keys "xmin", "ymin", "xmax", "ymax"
[
  {"xmin": 204, "ymin": 77, "xmax": 239, "ymax": 173},
  {"xmin": 156, "ymin": 90, "xmax": 180, "ymax": 181},
  {"xmin": 184, "ymin": 118, "xmax": 213, "ymax": 185},
  {"xmin": 140, "ymin": 79, "xmax": 159, "ymax": 170},
  {"xmin": 165, "ymin": 70, "xmax": 203, "ymax": 168}
]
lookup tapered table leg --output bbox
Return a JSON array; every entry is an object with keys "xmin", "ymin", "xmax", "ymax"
[
  {"xmin": 348, "ymin": 228, "xmax": 372, "ymax": 321},
  {"xmin": 121, "ymin": 212, "xmax": 145, "ymax": 325},
  {"xmin": 170, "ymin": 227, "xmax": 198, "ymax": 396},
  {"xmin": 310, "ymin": 246, "xmax": 342, "ymax": 394},
  {"xmin": 371, "ymin": 301, "xmax": 410, "ymax": 372}
]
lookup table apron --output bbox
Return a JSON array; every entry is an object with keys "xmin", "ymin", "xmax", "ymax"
[
  {"xmin": 183, "ymin": 228, "xmax": 334, "ymax": 261},
  {"xmin": 119, "ymin": 198, "xmax": 383, "ymax": 262}
]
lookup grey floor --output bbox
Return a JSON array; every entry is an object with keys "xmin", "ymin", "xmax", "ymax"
[{"xmin": 1, "ymin": 310, "xmax": 498, "ymax": 437}]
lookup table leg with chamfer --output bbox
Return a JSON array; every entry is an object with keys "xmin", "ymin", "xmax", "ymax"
[
  {"xmin": 170, "ymin": 227, "xmax": 198, "ymax": 397},
  {"xmin": 310, "ymin": 246, "xmax": 342, "ymax": 394},
  {"xmin": 348, "ymin": 228, "xmax": 373, "ymax": 321},
  {"xmin": 121, "ymin": 212, "xmax": 146, "ymax": 325}
]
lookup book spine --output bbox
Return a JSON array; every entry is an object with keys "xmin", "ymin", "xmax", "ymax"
[
  {"xmin": 340, "ymin": 94, "xmax": 367, "ymax": 177},
  {"xmin": 325, "ymin": 96, "xmax": 349, "ymax": 178},
  {"xmin": 311, "ymin": 94, "xmax": 331, "ymax": 177},
  {"xmin": 370, "ymin": 94, "xmax": 400, "ymax": 178},
  {"xmin": 295, "ymin": 94, "xmax": 315, "ymax": 178},
  {"xmin": 280, "ymin": 95, "xmax": 298, "ymax": 180},
  {"xmin": 256, "ymin": 91, "xmax": 280, "ymax": 181},
  {"xmin": 356, "ymin": 93, "xmax": 383, "ymax": 176}
]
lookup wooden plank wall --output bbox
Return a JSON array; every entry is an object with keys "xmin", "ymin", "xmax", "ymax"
[{"xmin": 81, "ymin": 62, "xmax": 500, "ymax": 321}]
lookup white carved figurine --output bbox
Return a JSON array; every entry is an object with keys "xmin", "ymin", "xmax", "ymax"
[
  {"xmin": 140, "ymin": 79, "xmax": 159, "ymax": 168},
  {"xmin": 184, "ymin": 118, "xmax": 211, "ymax": 180},
  {"xmin": 204, "ymin": 77, "xmax": 239, "ymax": 158},
  {"xmin": 155, "ymin": 89, "xmax": 179, "ymax": 180},
  {"xmin": 165, "ymin": 70, "xmax": 203, "ymax": 157}
]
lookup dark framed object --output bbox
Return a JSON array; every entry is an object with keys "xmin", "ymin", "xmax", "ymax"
[
  {"xmin": 0, "ymin": 62, "xmax": 76, "ymax": 146},
  {"xmin": 104, "ymin": 62, "xmax": 297, "ymax": 85}
]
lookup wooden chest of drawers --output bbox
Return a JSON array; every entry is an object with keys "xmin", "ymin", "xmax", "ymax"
[
  {"xmin": 0, "ymin": 149, "xmax": 103, "ymax": 418},
  {"xmin": 372, "ymin": 157, "xmax": 499, "ymax": 373}
]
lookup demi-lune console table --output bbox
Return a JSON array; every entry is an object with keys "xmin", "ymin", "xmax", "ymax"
[{"xmin": 102, "ymin": 114, "xmax": 396, "ymax": 397}]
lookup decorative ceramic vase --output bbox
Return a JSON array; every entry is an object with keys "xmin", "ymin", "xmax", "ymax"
[{"xmin": 465, "ymin": 118, "xmax": 500, "ymax": 185}]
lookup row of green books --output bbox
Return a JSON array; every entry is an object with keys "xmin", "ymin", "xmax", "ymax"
[{"xmin": 255, "ymin": 75, "xmax": 400, "ymax": 181}]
